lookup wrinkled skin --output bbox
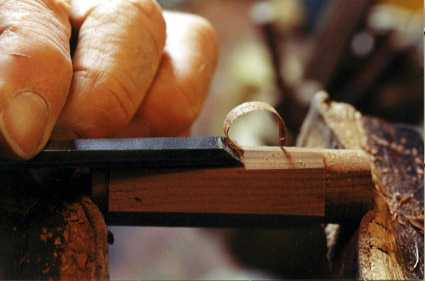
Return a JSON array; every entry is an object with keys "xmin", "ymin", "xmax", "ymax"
[{"xmin": 0, "ymin": 0, "xmax": 218, "ymax": 159}]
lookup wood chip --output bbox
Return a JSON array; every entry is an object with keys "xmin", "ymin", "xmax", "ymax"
[{"xmin": 224, "ymin": 101, "xmax": 288, "ymax": 158}]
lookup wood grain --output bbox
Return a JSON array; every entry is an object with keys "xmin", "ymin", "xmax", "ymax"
[{"xmin": 108, "ymin": 146, "xmax": 373, "ymax": 222}]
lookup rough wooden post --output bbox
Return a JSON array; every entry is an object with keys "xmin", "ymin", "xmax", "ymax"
[
  {"xmin": 0, "ymin": 170, "xmax": 109, "ymax": 280},
  {"xmin": 298, "ymin": 92, "xmax": 424, "ymax": 279}
]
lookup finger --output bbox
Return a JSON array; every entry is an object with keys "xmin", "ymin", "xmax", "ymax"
[
  {"xmin": 0, "ymin": 0, "xmax": 73, "ymax": 159},
  {"xmin": 59, "ymin": 0, "xmax": 166, "ymax": 138},
  {"xmin": 115, "ymin": 11, "xmax": 218, "ymax": 137}
]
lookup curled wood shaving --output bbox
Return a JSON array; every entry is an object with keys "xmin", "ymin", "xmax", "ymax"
[{"xmin": 223, "ymin": 101, "xmax": 288, "ymax": 158}]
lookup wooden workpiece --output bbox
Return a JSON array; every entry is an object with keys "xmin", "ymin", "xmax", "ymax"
[{"xmin": 108, "ymin": 146, "xmax": 372, "ymax": 224}]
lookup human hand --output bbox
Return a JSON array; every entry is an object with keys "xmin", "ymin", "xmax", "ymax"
[{"xmin": 0, "ymin": 0, "xmax": 218, "ymax": 159}]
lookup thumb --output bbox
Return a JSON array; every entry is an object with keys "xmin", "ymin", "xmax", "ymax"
[{"xmin": 0, "ymin": 0, "xmax": 73, "ymax": 159}]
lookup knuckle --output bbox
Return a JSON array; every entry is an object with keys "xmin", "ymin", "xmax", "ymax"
[
  {"xmin": 82, "ymin": 0, "xmax": 165, "ymax": 61},
  {"xmin": 28, "ymin": 40, "xmax": 72, "ymax": 81},
  {"xmin": 119, "ymin": 0, "xmax": 166, "ymax": 48},
  {"xmin": 85, "ymin": 92, "xmax": 130, "ymax": 137},
  {"xmin": 118, "ymin": 0, "xmax": 163, "ymax": 23},
  {"xmin": 42, "ymin": 0, "xmax": 71, "ymax": 16},
  {"xmin": 187, "ymin": 13, "xmax": 215, "ymax": 32},
  {"xmin": 190, "ymin": 16, "xmax": 218, "ymax": 56},
  {"xmin": 123, "ymin": 0, "xmax": 160, "ymax": 11},
  {"xmin": 42, "ymin": 41, "xmax": 72, "ymax": 67},
  {"xmin": 167, "ymin": 11, "xmax": 216, "ymax": 38},
  {"xmin": 68, "ymin": 70, "xmax": 136, "ymax": 137},
  {"xmin": 166, "ymin": 12, "xmax": 218, "ymax": 60},
  {"xmin": 101, "ymin": 72, "xmax": 137, "ymax": 120},
  {"xmin": 0, "ymin": 0, "xmax": 72, "ymax": 65}
]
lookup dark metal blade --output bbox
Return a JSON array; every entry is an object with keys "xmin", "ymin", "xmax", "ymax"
[
  {"xmin": 0, "ymin": 137, "xmax": 241, "ymax": 169},
  {"xmin": 106, "ymin": 212, "xmax": 324, "ymax": 228}
]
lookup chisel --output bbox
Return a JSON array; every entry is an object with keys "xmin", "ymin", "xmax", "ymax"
[{"xmin": 1, "ymin": 136, "xmax": 373, "ymax": 227}]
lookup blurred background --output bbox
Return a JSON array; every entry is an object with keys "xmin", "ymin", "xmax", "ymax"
[{"xmin": 109, "ymin": 0, "xmax": 423, "ymax": 279}]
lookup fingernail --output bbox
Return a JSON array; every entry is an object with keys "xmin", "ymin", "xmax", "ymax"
[{"xmin": 2, "ymin": 92, "xmax": 49, "ymax": 158}]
